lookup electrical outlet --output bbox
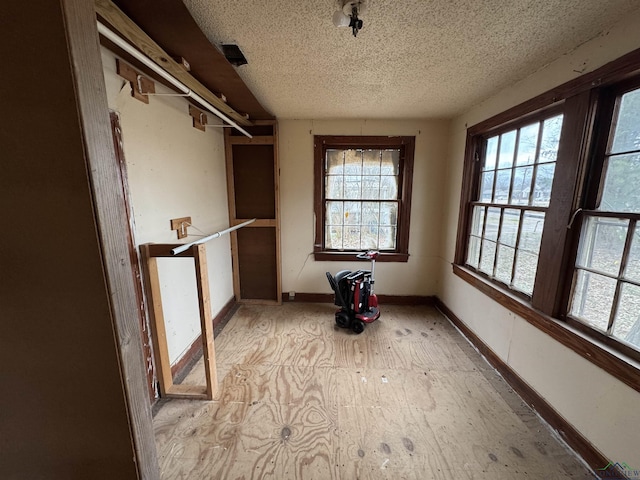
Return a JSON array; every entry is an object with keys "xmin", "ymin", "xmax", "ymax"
[{"xmin": 289, "ymin": 291, "xmax": 296, "ymax": 301}]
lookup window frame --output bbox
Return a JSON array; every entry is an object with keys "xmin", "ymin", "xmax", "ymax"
[
  {"xmin": 560, "ymin": 76, "xmax": 640, "ymax": 362},
  {"xmin": 454, "ymin": 47, "xmax": 640, "ymax": 392},
  {"xmin": 313, "ymin": 135, "xmax": 415, "ymax": 262},
  {"xmin": 464, "ymin": 105, "xmax": 565, "ymax": 299}
]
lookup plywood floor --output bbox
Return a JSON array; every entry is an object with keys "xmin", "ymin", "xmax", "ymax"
[{"xmin": 153, "ymin": 303, "xmax": 596, "ymax": 479}]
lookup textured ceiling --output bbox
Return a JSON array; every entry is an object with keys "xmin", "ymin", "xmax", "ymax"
[{"xmin": 183, "ymin": 0, "xmax": 640, "ymax": 119}]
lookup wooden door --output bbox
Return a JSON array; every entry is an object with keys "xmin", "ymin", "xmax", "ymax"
[
  {"xmin": 225, "ymin": 121, "xmax": 281, "ymax": 304},
  {"xmin": 110, "ymin": 111, "xmax": 156, "ymax": 401}
]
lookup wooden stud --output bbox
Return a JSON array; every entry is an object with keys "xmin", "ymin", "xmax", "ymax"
[
  {"xmin": 271, "ymin": 120, "xmax": 283, "ymax": 305},
  {"xmin": 224, "ymin": 127, "xmax": 242, "ymax": 300},
  {"xmin": 140, "ymin": 245, "xmax": 173, "ymax": 397},
  {"xmin": 193, "ymin": 244, "xmax": 218, "ymax": 399}
]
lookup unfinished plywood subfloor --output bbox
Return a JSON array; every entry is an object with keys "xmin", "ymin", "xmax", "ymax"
[{"xmin": 153, "ymin": 303, "xmax": 596, "ymax": 479}]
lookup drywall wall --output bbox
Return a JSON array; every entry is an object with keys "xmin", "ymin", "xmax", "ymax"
[
  {"xmin": 438, "ymin": 9, "xmax": 640, "ymax": 465},
  {"xmin": 279, "ymin": 119, "xmax": 449, "ymax": 296},
  {"xmin": 102, "ymin": 48, "xmax": 234, "ymax": 364}
]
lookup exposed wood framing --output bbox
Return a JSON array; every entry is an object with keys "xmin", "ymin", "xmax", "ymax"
[
  {"xmin": 61, "ymin": 1, "xmax": 160, "ymax": 477},
  {"xmin": 140, "ymin": 243, "xmax": 218, "ymax": 400},
  {"xmin": 95, "ymin": 0, "xmax": 252, "ymax": 128},
  {"xmin": 225, "ymin": 120, "xmax": 282, "ymax": 304}
]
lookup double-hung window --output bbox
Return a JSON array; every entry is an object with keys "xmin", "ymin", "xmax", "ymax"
[
  {"xmin": 314, "ymin": 136, "xmax": 415, "ymax": 261},
  {"xmin": 455, "ymin": 49, "xmax": 640, "ymax": 387},
  {"xmin": 569, "ymin": 83, "xmax": 640, "ymax": 350},
  {"xmin": 467, "ymin": 113, "xmax": 563, "ymax": 296}
]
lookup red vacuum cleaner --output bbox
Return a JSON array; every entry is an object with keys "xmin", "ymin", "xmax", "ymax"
[{"xmin": 326, "ymin": 251, "xmax": 380, "ymax": 334}]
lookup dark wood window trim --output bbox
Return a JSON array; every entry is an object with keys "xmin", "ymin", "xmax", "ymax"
[
  {"xmin": 313, "ymin": 135, "xmax": 415, "ymax": 262},
  {"xmin": 454, "ymin": 47, "xmax": 640, "ymax": 384}
]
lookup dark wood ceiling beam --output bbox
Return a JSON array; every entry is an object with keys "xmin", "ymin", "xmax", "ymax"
[
  {"xmin": 95, "ymin": 0, "xmax": 254, "ymax": 127},
  {"xmin": 109, "ymin": 0, "xmax": 273, "ymax": 121}
]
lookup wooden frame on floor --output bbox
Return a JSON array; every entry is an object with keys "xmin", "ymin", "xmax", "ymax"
[{"xmin": 140, "ymin": 243, "xmax": 218, "ymax": 400}]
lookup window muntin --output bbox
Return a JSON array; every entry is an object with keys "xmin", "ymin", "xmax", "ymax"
[
  {"xmin": 569, "ymin": 86, "xmax": 640, "ymax": 350},
  {"xmin": 466, "ymin": 114, "xmax": 563, "ymax": 295},
  {"xmin": 324, "ymin": 148, "xmax": 400, "ymax": 250}
]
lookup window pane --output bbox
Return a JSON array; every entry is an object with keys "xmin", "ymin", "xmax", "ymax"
[
  {"xmin": 361, "ymin": 202, "xmax": 379, "ymax": 225},
  {"xmin": 500, "ymin": 209, "xmax": 520, "ymax": 247},
  {"xmin": 611, "ymin": 88, "xmax": 640, "ymax": 154},
  {"xmin": 362, "ymin": 176, "xmax": 381, "ymax": 199},
  {"xmin": 516, "ymin": 123, "xmax": 539, "ymax": 166},
  {"xmin": 479, "ymin": 239, "xmax": 496, "ymax": 275},
  {"xmin": 343, "ymin": 201, "xmax": 361, "ymax": 225},
  {"xmin": 379, "ymin": 175, "xmax": 398, "ymax": 200},
  {"xmin": 576, "ymin": 216, "xmax": 628, "ymax": 276},
  {"xmin": 479, "ymin": 171, "xmax": 494, "ymax": 202},
  {"xmin": 570, "ymin": 270, "xmax": 616, "ymax": 331},
  {"xmin": 381, "ymin": 150, "xmax": 400, "ymax": 175},
  {"xmin": 470, "ymin": 206, "xmax": 485, "ymax": 237},
  {"xmin": 519, "ymin": 211, "xmax": 545, "ymax": 253},
  {"xmin": 380, "ymin": 202, "xmax": 398, "ymax": 227},
  {"xmin": 612, "ymin": 282, "xmax": 640, "ymax": 349},
  {"xmin": 513, "ymin": 250, "xmax": 538, "ymax": 295},
  {"xmin": 484, "ymin": 136, "xmax": 498, "ymax": 170},
  {"xmin": 599, "ymin": 153, "xmax": 640, "ymax": 212},
  {"xmin": 539, "ymin": 115, "xmax": 563, "ymax": 163},
  {"xmin": 495, "ymin": 245, "xmax": 515, "ymax": 284},
  {"xmin": 344, "ymin": 149, "xmax": 362, "ymax": 175},
  {"xmin": 361, "ymin": 225, "xmax": 379, "ymax": 249},
  {"xmin": 510, "ymin": 166, "xmax": 533, "ymax": 205},
  {"xmin": 344, "ymin": 176, "xmax": 362, "ymax": 199},
  {"xmin": 326, "ymin": 149, "xmax": 343, "ymax": 173},
  {"xmin": 485, "ymin": 207, "xmax": 501, "ymax": 242},
  {"xmin": 624, "ymin": 224, "xmax": 640, "ymax": 282},
  {"xmin": 363, "ymin": 150, "xmax": 381, "ymax": 175},
  {"xmin": 532, "ymin": 163, "xmax": 555, "ymax": 207},
  {"xmin": 326, "ymin": 175, "xmax": 344, "ymax": 199},
  {"xmin": 326, "ymin": 225, "xmax": 343, "ymax": 249},
  {"xmin": 379, "ymin": 226, "xmax": 397, "ymax": 249},
  {"xmin": 326, "ymin": 201, "xmax": 344, "ymax": 225},
  {"xmin": 494, "ymin": 169, "xmax": 512, "ymax": 204},
  {"xmin": 343, "ymin": 226, "xmax": 361, "ymax": 249},
  {"xmin": 498, "ymin": 130, "xmax": 516, "ymax": 168},
  {"xmin": 467, "ymin": 235, "xmax": 481, "ymax": 268}
]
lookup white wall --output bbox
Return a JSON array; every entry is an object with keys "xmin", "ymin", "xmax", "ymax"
[
  {"xmin": 438, "ymin": 10, "xmax": 640, "ymax": 464},
  {"xmin": 101, "ymin": 48, "xmax": 234, "ymax": 364},
  {"xmin": 279, "ymin": 119, "xmax": 449, "ymax": 296}
]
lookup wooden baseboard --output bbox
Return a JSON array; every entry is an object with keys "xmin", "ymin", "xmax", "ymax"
[
  {"xmin": 433, "ymin": 296, "xmax": 627, "ymax": 479},
  {"xmin": 170, "ymin": 296, "xmax": 236, "ymax": 380},
  {"xmin": 377, "ymin": 295, "xmax": 434, "ymax": 305},
  {"xmin": 282, "ymin": 292, "xmax": 434, "ymax": 305},
  {"xmin": 282, "ymin": 292, "xmax": 333, "ymax": 303}
]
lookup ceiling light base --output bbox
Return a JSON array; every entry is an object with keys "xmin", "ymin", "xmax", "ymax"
[{"xmin": 333, "ymin": 0, "xmax": 367, "ymax": 37}]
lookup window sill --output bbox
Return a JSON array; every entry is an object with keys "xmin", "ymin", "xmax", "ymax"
[
  {"xmin": 314, "ymin": 251, "xmax": 409, "ymax": 262},
  {"xmin": 452, "ymin": 263, "xmax": 640, "ymax": 394}
]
